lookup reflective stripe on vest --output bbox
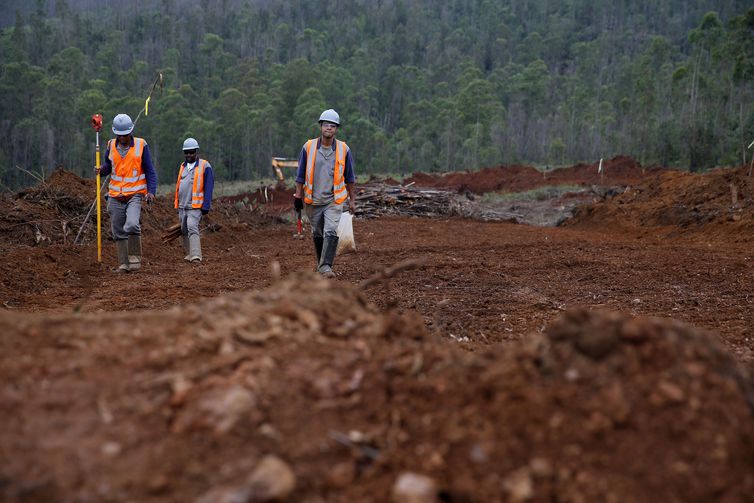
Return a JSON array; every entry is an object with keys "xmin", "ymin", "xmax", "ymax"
[
  {"xmin": 174, "ymin": 159, "xmax": 207, "ymax": 209},
  {"xmin": 108, "ymin": 137, "xmax": 148, "ymax": 197},
  {"xmin": 303, "ymin": 138, "xmax": 348, "ymax": 205}
]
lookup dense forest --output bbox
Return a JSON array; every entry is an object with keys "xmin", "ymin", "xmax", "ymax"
[{"xmin": 1, "ymin": 0, "xmax": 753, "ymax": 190}]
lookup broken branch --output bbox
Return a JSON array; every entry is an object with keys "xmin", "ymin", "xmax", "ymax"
[{"xmin": 359, "ymin": 259, "xmax": 426, "ymax": 289}]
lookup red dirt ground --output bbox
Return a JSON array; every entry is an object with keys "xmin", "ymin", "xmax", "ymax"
[{"xmin": 1, "ymin": 161, "xmax": 753, "ymax": 502}]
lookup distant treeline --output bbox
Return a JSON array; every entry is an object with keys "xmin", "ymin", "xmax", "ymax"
[{"xmin": 1, "ymin": 0, "xmax": 753, "ymax": 190}]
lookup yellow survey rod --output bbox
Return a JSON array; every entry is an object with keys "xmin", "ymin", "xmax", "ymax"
[
  {"xmin": 92, "ymin": 114, "xmax": 103, "ymax": 262},
  {"xmin": 96, "ymin": 132, "xmax": 101, "ymax": 262}
]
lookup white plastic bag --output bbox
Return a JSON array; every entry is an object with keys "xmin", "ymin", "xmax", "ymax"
[{"xmin": 336, "ymin": 211, "xmax": 356, "ymax": 255}]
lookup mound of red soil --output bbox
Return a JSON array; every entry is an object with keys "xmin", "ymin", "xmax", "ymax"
[
  {"xmin": 1, "ymin": 276, "xmax": 751, "ymax": 501},
  {"xmin": 403, "ymin": 156, "xmax": 660, "ymax": 195},
  {"xmin": 0, "ymin": 169, "xmax": 97, "ymax": 247},
  {"xmin": 405, "ymin": 164, "xmax": 540, "ymax": 194},
  {"xmin": 0, "ymin": 169, "xmax": 285, "ymax": 250},
  {"xmin": 567, "ymin": 165, "xmax": 754, "ymax": 242}
]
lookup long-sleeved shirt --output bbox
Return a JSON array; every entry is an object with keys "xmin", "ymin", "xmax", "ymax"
[
  {"xmin": 100, "ymin": 136, "xmax": 158, "ymax": 195},
  {"xmin": 295, "ymin": 137, "xmax": 356, "ymax": 185}
]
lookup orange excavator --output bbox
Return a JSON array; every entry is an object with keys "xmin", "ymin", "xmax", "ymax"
[
  {"xmin": 272, "ymin": 157, "xmax": 299, "ymax": 187},
  {"xmin": 272, "ymin": 157, "xmax": 305, "ymax": 239}
]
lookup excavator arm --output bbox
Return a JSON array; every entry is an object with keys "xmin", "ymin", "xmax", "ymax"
[{"xmin": 272, "ymin": 157, "xmax": 299, "ymax": 182}]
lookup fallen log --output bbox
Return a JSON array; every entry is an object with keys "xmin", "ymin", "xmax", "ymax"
[
  {"xmin": 161, "ymin": 222, "xmax": 182, "ymax": 243},
  {"xmin": 161, "ymin": 221, "xmax": 223, "ymax": 243}
]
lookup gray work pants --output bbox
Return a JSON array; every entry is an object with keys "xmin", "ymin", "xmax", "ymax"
[
  {"xmin": 306, "ymin": 202, "xmax": 342, "ymax": 238},
  {"xmin": 108, "ymin": 194, "xmax": 143, "ymax": 240},
  {"xmin": 178, "ymin": 208, "xmax": 202, "ymax": 238}
]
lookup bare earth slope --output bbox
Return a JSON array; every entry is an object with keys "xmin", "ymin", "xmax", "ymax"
[
  {"xmin": 1, "ymin": 276, "xmax": 752, "ymax": 502},
  {"xmin": 1, "ymin": 162, "xmax": 754, "ymax": 501}
]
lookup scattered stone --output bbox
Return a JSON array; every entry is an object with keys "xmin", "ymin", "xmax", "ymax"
[
  {"xmin": 392, "ymin": 472, "xmax": 438, "ymax": 503},
  {"xmin": 502, "ymin": 467, "xmax": 533, "ymax": 501},
  {"xmin": 194, "ymin": 456, "xmax": 295, "ymax": 503},
  {"xmin": 564, "ymin": 368, "xmax": 579, "ymax": 381},
  {"xmin": 247, "ymin": 455, "xmax": 296, "ymax": 502},
  {"xmin": 327, "ymin": 461, "xmax": 356, "ymax": 488},
  {"xmin": 658, "ymin": 381, "xmax": 685, "ymax": 403},
  {"xmin": 468, "ymin": 443, "xmax": 489, "ymax": 464},
  {"xmin": 170, "ymin": 375, "xmax": 193, "ymax": 406},
  {"xmin": 529, "ymin": 458, "xmax": 553, "ymax": 478},
  {"xmin": 173, "ymin": 385, "xmax": 257, "ymax": 435},
  {"xmin": 101, "ymin": 441, "xmax": 122, "ymax": 457},
  {"xmin": 195, "ymin": 485, "xmax": 251, "ymax": 503}
]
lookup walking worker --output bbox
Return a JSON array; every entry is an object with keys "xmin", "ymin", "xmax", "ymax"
[
  {"xmin": 293, "ymin": 109, "xmax": 356, "ymax": 278},
  {"xmin": 174, "ymin": 137, "xmax": 214, "ymax": 262},
  {"xmin": 95, "ymin": 113, "xmax": 157, "ymax": 273}
]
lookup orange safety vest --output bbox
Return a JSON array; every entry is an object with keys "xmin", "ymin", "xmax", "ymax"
[
  {"xmin": 303, "ymin": 138, "xmax": 348, "ymax": 205},
  {"xmin": 174, "ymin": 159, "xmax": 207, "ymax": 209},
  {"xmin": 107, "ymin": 137, "xmax": 148, "ymax": 197}
]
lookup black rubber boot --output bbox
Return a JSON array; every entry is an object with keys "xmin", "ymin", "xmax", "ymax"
[
  {"xmin": 115, "ymin": 239, "xmax": 130, "ymax": 273},
  {"xmin": 318, "ymin": 236, "xmax": 339, "ymax": 279},
  {"xmin": 127, "ymin": 235, "xmax": 142, "ymax": 271},
  {"xmin": 313, "ymin": 236, "xmax": 324, "ymax": 271}
]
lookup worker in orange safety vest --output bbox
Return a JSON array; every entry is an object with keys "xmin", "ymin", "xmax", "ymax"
[
  {"xmin": 174, "ymin": 138, "xmax": 214, "ymax": 262},
  {"xmin": 95, "ymin": 113, "xmax": 157, "ymax": 273},
  {"xmin": 293, "ymin": 109, "xmax": 356, "ymax": 278}
]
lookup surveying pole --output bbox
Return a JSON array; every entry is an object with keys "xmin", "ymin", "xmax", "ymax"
[{"xmin": 91, "ymin": 114, "xmax": 103, "ymax": 262}]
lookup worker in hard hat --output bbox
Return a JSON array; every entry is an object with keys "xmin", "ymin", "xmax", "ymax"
[
  {"xmin": 174, "ymin": 138, "xmax": 214, "ymax": 262},
  {"xmin": 293, "ymin": 109, "xmax": 356, "ymax": 278},
  {"xmin": 95, "ymin": 113, "xmax": 157, "ymax": 273}
]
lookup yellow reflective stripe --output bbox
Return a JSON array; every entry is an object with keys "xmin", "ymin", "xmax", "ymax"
[
  {"xmin": 112, "ymin": 174, "xmax": 145, "ymax": 182},
  {"xmin": 109, "ymin": 184, "xmax": 147, "ymax": 193},
  {"xmin": 133, "ymin": 138, "xmax": 145, "ymax": 157},
  {"xmin": 303, "ymin": 139, "xmax": 316, "ymax": 203},
  {"xmin": 174, "ymin": 163, "xmax": 184, "ymax": 208},
  {"xmin": 333, "ymin": 140, "xmax": 348, "ymax": 204},
  {"xmin": 191, "ymin": 160, "xmax": 206, "ymax": 208},
  {"xmin": 333, "ymin": 140, "xmax": 346, "ymax": 184}
]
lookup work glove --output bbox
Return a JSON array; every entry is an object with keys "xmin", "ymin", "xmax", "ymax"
[
  {"xmin": 201, "ymin": 209, "xmax": 209, "ymax": 215},
  {"xmin": 144, "ymin": 193, "xmax": 155, "ymax": 205},
  {"xmin": 293, "ymin": 195, "xmax": 303, "ymax": 211},
  {"xmin": 94, "ymin": 165, "xmax": 102, "ymax": 175}
]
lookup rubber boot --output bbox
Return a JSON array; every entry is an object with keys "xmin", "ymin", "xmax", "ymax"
[
  {"xmin": 188, "ymin": 234, "xmax": 202, "ymax": 262},
  {"xmin": 115, "ymin": 239, "xmax": 130, "ymax": 273},
  {"xmin": 313, "ymin": 236, "xmax": 324, "ymax": 272},
  {"xmin": 318, "ymin": 236, "xmax": 339, "ymax": 279},
  {"xmin": 127, "ymin": 235, "xmax": 142, "ymax": 271},
  {"xmin": 182, "ymin": 235, "xmax": 190, "ymax": 261}
]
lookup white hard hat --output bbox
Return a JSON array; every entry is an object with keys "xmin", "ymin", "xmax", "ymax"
[
  {"xmin": 318, "ymin": 109, "xmax": 340, "ymax": 125},
  {"xmin": 112, "ymin": 114, "xmax": 134, "ymax": 135},
  {"xmin": 182, "ymin": 138, "xmax": 200, "ymax": 151}
]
